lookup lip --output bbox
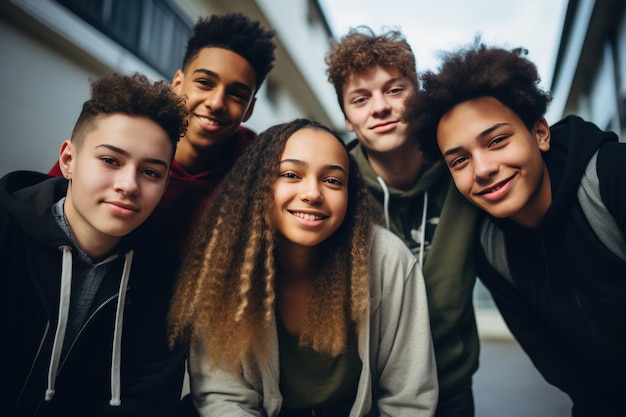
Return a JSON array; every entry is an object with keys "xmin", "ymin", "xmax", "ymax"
[
  {"xmin": 106, "ymin": 201, "xmax": 139, "ymax": 216},
  {"xmin": 288, "ymin": 210, "xmax": 329, "ymax": 224},
  {"xmin": 369, "ymin": 120, "xmax": 398, "ymax": 133},
  {"xmin": 193, "ymin": 113, "xmax": 226, "ymax": 131},
  {"xmin": 475, "ymin": 174, "xmax": 515, "ymax": 201}
]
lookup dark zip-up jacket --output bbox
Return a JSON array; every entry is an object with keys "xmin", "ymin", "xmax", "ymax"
[
  {"xmin": 1, "ymin": 171, "xmax": 185, "ymax": 416},
  {"xmin": 477, "ymin": 116, "xmax": 626, "ymax": 416}
]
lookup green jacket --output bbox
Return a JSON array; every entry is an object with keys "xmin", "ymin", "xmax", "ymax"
[{"xmin": 351, "ymin": 142, "xmax": 479, "ymax": 399}]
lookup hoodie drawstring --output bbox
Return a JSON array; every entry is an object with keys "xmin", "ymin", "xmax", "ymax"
[
  {"xmin": 109, "ymin": 250, "xmax": 134, "ymax": 406},
  {"xmin": 376, "ymin": 176, "xmax": 391, "ymax": 230},
  {"xmin": 375, "ymin": 176, "xmax": 428, "ymax": 268},
  {"xmin": 45, "ymin": 248, "xmax": 134, "ymax": 408},
  {"xmin": 45, "ymin": 246, "xmax": 73, "ymax": 401}
]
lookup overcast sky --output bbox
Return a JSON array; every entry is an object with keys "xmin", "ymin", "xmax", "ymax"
[{"xmin": 318, "ymin": 0, "xmax": 568, "ymax": 90}]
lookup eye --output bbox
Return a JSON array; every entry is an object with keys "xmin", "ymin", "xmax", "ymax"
[
  {"xmin": 488, "ymin": 135, "xmax": 508, "ymax": 148},
  {"xmin": 387, "ymin": 87, "xmax": 404, "ymax": 95},
  {"xmin": 141, "ymin": 168, "xmax": 162, "ymax": 178},
  {"xmin": 324, "ymin": 177, "xmax": 343, "ymax": 185},
  {"xmin": 449, "ymin": 156, "xmax": 470, "ymax": 169},
  {"xmin": 351, "ymin": 96, "xmax": 368, "ymax": 105},
  {"xmin": 280, "ymin": 172, "xmax": 299, "ymax": 180},
  {"xmin": 100, "ymin": 157, "xmax": 118, "ymax": 166},
  {"xmin": 196, "ymin": 78, "xmax": 214, "ymax": 89}
]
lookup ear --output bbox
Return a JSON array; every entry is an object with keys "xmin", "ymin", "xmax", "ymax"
[
  {"xmin": 242, "ymin": 97, "xmax": 256, "ymax": 123},
  {"xmin": 533, "ymin": 117, "xmax": 551, "ymax": 152},
  {"xmin": 171, "ymin": 69, "xmax": 184, "ymax": 95},
  {"xmin": 344, "ymin": 117, "xmax": 354, "ymax": 132},
  {"xmin": 58, "ymin": 140, "xmax": 74, "ymax": 179}
]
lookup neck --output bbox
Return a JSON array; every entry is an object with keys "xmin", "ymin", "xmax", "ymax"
[
  {"xmin": 174, "ymin": 138, "xmax": 227, "ymax": 174},
  {"xmin": 275, "ymin": 239, "xmax": 321, "ymax": 282},
  {"xmin": 366, "ymin": 143, "xmax": 425, "ymax": 191}
]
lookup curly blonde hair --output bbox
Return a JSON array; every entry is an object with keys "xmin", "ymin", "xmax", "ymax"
[{"xmin": 168, "ymin": 119, "xmax": 374, "ymax": 369}]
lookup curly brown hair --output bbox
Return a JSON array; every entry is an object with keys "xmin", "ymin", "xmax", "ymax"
[
  {"xmin": 182, "ymin": 13, "xmax": 276, "ymax": 92},
  {"xmin": 406, "ymin": 42, "xmax": 553, "ymax": 162},
  {"xmin": 72, "ymin": 73, "xmax": 187, "ymax": 159},
  {"xmin": 325, "ymin": 26, "xmax": 418, "ymax": 112},
  {"xmin": 168, "ymin": 119, "xmax": 374, "ymax": 369}
]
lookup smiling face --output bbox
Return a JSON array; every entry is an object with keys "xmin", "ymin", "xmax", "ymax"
[
  {"xmin": 172, "ymin": 47, "xmax": 257, "ymax": 168},
  {"xmin": 342, "ymin": 65, "xmax": 415, "ymax": 155},
  {"xmin": 59, "ymin": 113, "xmax": 172, "ymax": 259},
  {"xmin": 437, "ymin": 96, "xmax": 552, "ymax": 228},
  {"xmin": 272, "ymin": 128, "xmax": 350, "ymax": 249}
]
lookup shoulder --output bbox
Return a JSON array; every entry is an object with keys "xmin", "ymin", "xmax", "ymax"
[{"xmin": 369, "ymin": 225, "xmax": 418, "ymax": 278}]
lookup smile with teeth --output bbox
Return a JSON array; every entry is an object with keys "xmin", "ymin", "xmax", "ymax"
[
  {"xmin": 196, "ymin": 115, "xmax": 221, "ymax": 126},
  {"xmin": 292, "ymin": 211, "xmax": 326, "ymax": 221}
]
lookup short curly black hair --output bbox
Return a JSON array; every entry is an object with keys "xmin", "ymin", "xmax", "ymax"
[
  {"xmin": 182, "ymin": 13, "xmax": 276, "ymax": 92},
  {"xmin": 72, "ymin": 73, "xmax": 187, "ymax": 160},
  {"xmin": 406, "ymin": 42, "xmax": 552, "ymax": 162},
  {"xmin": 326, "ymin": 26, "xmax": 418, "ymax": 112}
]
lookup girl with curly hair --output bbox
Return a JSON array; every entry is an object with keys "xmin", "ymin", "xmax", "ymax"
[{"xmin": 169, "ymin": 118, "xmax": 437, "ymax": 416}]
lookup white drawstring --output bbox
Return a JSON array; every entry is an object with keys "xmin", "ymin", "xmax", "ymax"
[
  {"xmin": 376, "ymin": 176, "xmax": 391, "ymax": 230},
  {"xmin": 418, "ymin": 191, "xmax": 428, "ymax": 268},
  {"xmin": 45, "ymin": 246, "xmax": 73, "ymax": 401},
  {"xmin": 109, "ymin": 250, "xmax": 134, "ymax": 406},
  {"xmin": 375, "ymin": 176, "xmax": 428, "ymax": 268}
]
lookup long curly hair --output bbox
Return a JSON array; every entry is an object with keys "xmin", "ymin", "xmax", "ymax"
[
  {"xmin": 326, "ymin": 26, "xmax": 418, "ymax": 111},
  {"xmin": 168, "ymin": 119, "xmax": 374, "ymax": 369},
  {"xmin": 182, "ymin": 13, "xmax": 276, "ymax": 92},
  {"xmin": 406, "ymin": 41, "xmax": 553, "ymax": 162}
]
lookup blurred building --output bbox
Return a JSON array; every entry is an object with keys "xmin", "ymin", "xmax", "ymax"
[
  {"xmin": 0, "ymin": 0, "xmax": 344, "ymax": 176},
  {"xmin": 548, "ymin": 0, "xmax": 626, "ymax": 140}
]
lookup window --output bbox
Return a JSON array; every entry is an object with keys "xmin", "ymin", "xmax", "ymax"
[{"xmin": 56, "ymin": 0, "xmax": 191, "ymax": 78}]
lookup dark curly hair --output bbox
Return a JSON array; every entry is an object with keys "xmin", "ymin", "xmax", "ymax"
[
  {"xmin": 326, "ymin": 26, "xmax": 418, "ymax": 112},
  {"xmin": 72, "ymin": 73, "xmax": 187, "ymax": 159},
  {"xmin": 406, "ymin": 42, "xmax": 553, "ymax": 162},
  {"xmin": 182, "ymin": 13, "xmax": 276, "ymax": 92},
  {"xmin": 168, "ymin": 119, "xmax": 374, "ymax": 369}
]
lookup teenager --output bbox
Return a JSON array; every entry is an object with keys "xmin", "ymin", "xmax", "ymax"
[
  {"xmin": 50, "ymin": 12, "xmax": 276, "ymax": 252},
  {"xmin": 407, "ymin": 42, "xmax": 626, "ymax": 416},
  {"xmin": 325, "ymin": 27, "xmax": 478, "ymax": 416},
  {"xmin": 1, "ymin": 73, "xmax": 188, "ymax": 416},
  {"xmin": 168, "ymin": 119, "xmax": 438, "ymax": 416}
]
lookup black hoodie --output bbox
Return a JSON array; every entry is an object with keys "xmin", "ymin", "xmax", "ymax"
[
  {"xmin": 0, "ymin": 171, "xmax": 184, "ymax": 416},
  {"xmin": 477, "ymin": 116, "xmax": 626, "ymax": 416}
]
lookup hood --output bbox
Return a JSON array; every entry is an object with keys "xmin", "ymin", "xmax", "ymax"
[
  {"xmin": 0, "ymin": 171, "xmax": 70, "ymax": 249},
  {"xmin": 545, "ymin": 115, "xmax": 618, "ymax": 220}
]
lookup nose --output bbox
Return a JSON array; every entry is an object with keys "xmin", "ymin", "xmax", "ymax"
[
  {"xmin": 204, "ymin": 87, "xmax": 226, "ymax": 112},
  {"xmin": 473, "ymin": 152, "xmax": 498, "ymax": 182},
  {"xmin": 300, "ymin": 179, "xmax": 323, "ymax": 204},
  {"xmin": 114, "ymin": 167, "xmax": 139, "ymax": 196},
  {"xmin": 371, "ymin": 92, "xmax": 391, "ymax": 115}
]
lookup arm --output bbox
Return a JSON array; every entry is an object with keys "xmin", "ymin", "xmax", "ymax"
[
  {"xmin": 476, "ymin": 246, "xmax": 593, "ymax": 404},
  {"xmin": 370, "ymin": 227, "xmax": 438, "ymax": 416},
  {"xmin": 188, "ymin": 339, "xmax": 268, "ymax": 417}
]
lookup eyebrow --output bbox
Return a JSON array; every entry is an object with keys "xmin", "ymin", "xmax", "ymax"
[
  {"xmin": 442, "ymin": 122, "xmax": 510, "ymax": 157},
  {"xmin": 95, "ymin": 144, "xmax": 169, "ymax": 168},
  {"xmin": 193, "ymin": 68, "xmax": 253, "ymax": 95},
  {"xmin": 279, "ymin": 159, "xmax": 348, "ymax": 175}
]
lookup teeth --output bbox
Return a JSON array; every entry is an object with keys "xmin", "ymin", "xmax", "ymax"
[
  {"xmin": 294, "ymin": 212, "xmax": 324, "ymax": 221},
  {"xmin": 197, "ymin": 115, "xmax": 219, "ymax": 126}
]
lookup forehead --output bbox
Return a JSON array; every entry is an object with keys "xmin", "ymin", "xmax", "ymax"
[
  {"xmin": 282, "ymin": 128, "xmax": 349, "ymax": 168},
  {"xmin": 184, "ymin": 47, "xmax": 257, "ymax": 90},
  {"xmin": 82, "ymin": 114, "xmax": 172, "ymax": 157},
  {"xmin": 344, "ymin": 66, "xmax": 413, "ymax": 93}
]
